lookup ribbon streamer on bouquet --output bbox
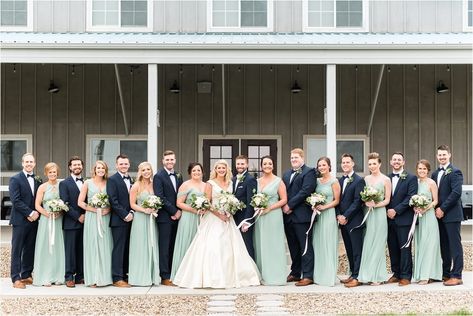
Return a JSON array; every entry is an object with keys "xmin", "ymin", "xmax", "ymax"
[
  {"xmin": 236, "ymin": 208, "xmax": 263, "ymax": 230},
  {"xmin": 350, "ymin": 207, "xmax": 373, "ymax": 233},
  {"xmin": 48, "ymin": 213, "xmax": 56, "ymax": 254},
  {"xmin": 96, "ymin": 208, "xmax": 104, "ymax": 238},
  {"xmin": 196, "ymin": 209, "xmax": 207, "ymax": 232},
  {"xmin": 149, "ymin": 212, "xmax": 157, "ymax": 248},
  {"xmin": 302, "ymin": 210, "xmax": 318, "ymax": 256},
  {"xmin": 401, "ymin": 213, "xmax": 418, "ymax": 249}
]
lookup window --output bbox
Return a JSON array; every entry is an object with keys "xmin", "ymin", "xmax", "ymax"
[
  {"xmin": 1, "ymin": 135, "xmax": 32, "ymax": 176},
  {"xmin": 87, "ymin": 0, "xmax": 152, "ymax": 32},
  {"xmin": 304, "ymin": 135, "xmax": 369, "ymax": 175},
  {"xmin": 303, "ymin": 0, "xmax": 368, "ymax": 32},
  {"xmin": 208, "ymin": 0, "xmax": 273, "ymax": 32},
  {"xmin": 86, "ymin": 135, "xmax": 147, "ymax": 175},
  {"xmin": 465, "ymin": 0, "xmax": 473, "ymax": 31},
  {"xmin": 0, "ymin": 0, "xmax": 33, "ymax": 31}
]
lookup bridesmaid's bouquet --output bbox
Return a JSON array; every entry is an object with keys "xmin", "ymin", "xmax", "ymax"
[
  {"xmin": 44, "ymin": 198, "xmax": 69, "ymax": 212},
  {"xmin": 306, "ymin": 192, "xmax": 327, "ymax": 215},
  {"xmin": 215, "ymin": 191, "xmax": 246, "ymax": 216},
  {"xmin": 360, "ymin": 186, "xmax": 383, "ymax": 203},
  {"xmin": 89, "ymin": 192, "xmax": 110, "ymax": 208},
  {"xmin": 409, "ymin": 194, "xmax": 431, "ymax": 217},
  {"xmin": 189, "ymin": 194, "xmax": 211, "ymax": 213},
  {"xmin": 142, "ymin": 194, "xmax": 162, "ymax": 217},
  {"xmin": 250, "ymin": 191, "xmax": 270, "ymax": 211}
]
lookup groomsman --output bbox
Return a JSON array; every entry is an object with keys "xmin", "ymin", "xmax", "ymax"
[
  {"xmin": 336, "ymin": 153, "xmax": 365, "ymax": 288},
  {"xmin": 9, "ymin": 153, "xmax": 41, "ymax": 289},
  {"xmin": 282, "ymin": 148, "xmax": 316, "ymax": 286},
  {"xmin": 386, "ymin": 152, "xmax": 418, "ymax": 286},
  {"xmin": 154, "ymin": 150, "xmax": 183, "ymax": 286},
  {"xmin": 432, "ymin": 145, "xmax": 464, "ymax": 286},
  {"xmin": 232, "ymin": 155, "xmax": 257, "ymax": 260},
  {"xmin": 107, "ymin": 154, "xmax": 134, "ymax": 288},
  {"xmin": 59, "ymin": 156, "xmax": 85, "ymax": 288}
]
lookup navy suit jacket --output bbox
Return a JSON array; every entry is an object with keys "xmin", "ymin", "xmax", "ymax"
[
  {"xmin": 9, "ymin": 172, "xmax": 41, "ymax": 226},
  {"xmin": 232, "ymin": 171, "xmax": 257, "ymax": 226},
  {"xmin": 431, "ymin": 163, "xmax": 464, "ymax": 223},
  {"xmin": 388, "ymin": 171, "xmax": 418, "ymax": 226},
  {"xmin": 282, "ymin": 165, "xmax": 317, "ymax": 224},
  {"xmin": 59, "ymin": 176, "xmax": 85, "ymax": 230},
  {"xmin": 107, "ymin": 172, "xmax": 132, "ymax": 227},
  {"xmin": 153, "ymin": 168, "xmax": 183, "ymax": 223},
  {"xmin": 336, "ymin": 173, "xmax": 365, "ymax": 230}
]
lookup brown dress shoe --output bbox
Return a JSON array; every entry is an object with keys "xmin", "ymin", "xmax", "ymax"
[
  {"xmin": 161, "ymin": 279, "xmax": 175, "ymax": 286},
  {"xmin": 295, "ymin": 278, "xmax": 314, "ymax": 286},
  {"xmin": 113, "ymin": 280, "xmax": 131, "ymax": 288},
  {"xmin": 20, "ymin": 277, "xmax": 33, "ymax": 285},
  {"xmin": 442, "ymin": 276, "xmax": 450, "ymax": 282},
  {"xmin": 398, "ymin": 279, "xmax": 411, "ymax": 286},
  {"xmin": 76, "ymin": 279, "xmax": 85, "ymax": 285},
  {"xmin": 387, "ymin": 276, "xmax": 400, "ymax": 284},
  {"xmin": 443, "ymin": 278, "xmax": 463, "ymax": 286},
  {"xmin": 286, "ymin": 275, "xmax": 301, "ymax": 282},
  {"xmin": 66, "ymin": 280, "xmax": 75, "ymax": 288},
  {"xmin": 340, "ymin": 277, "xmax": 354, "ymax": 284},
  {"xmin": 13, "ymin": 280, "xmax": 26, "ymax": 289},
  {"xmin": 344, "ymin": 279, "xmax": 360, "ymax": 288}
]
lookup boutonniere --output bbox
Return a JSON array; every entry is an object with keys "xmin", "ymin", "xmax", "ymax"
[
  {"xmin": 444, "ymin": 168, "xmax": 452, "ymax": 175},
  {"xmin": 237, "ymin": 174, "xmax": 246, "ymax": 182},
  {"xmin": 175, "ymin": 173, "xmax": 182, "ymax": 180},
  {"xmin": 399, "ymin": 172, "xmax": 407, "ymax": 180},
  {"xmin": 34, "ymin": 176, "xmax": 42, "ymax": 183},
  {"xmin": 294, "ymin": 168, "xmax": 302, "ymax": 176},
  {"xmin": 347, "ymin": 176, "xmax": 354, "ymax": 184}
]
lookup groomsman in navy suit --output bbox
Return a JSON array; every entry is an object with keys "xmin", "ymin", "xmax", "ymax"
[
  {"xmin": 107, "ymin": 154, "xmax": 134, "ymax": 288},
  {"xmin": 153, "ymin": 150, "xmax": 183, "ymax": 286},
  {"xmin": 9, "ymin": 153, "xmax": 41, "ymax": 289},
  {"xmin": 59, "ymin": 156, "xmax": 85, "ymax": 288},
  {"xmin": 432, "ymin": 144, "xmax": 464, "ymax": 286},
  {"xmin": 232, "ymin": 155, "xmax": 257, "ymax": 260},
  {"xmin": 336, "ymin": 153, "xmax": 365, "ymax": 288},
  {"xmin": 386, "ymin": 152, "xmax": 418, "ymax": 286},
  {"xmin": 282, "ymin": 148, "xmax": 316, "ymax": 286}
]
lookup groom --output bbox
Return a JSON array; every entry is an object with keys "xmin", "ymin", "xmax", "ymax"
[{"xmin": 232, "ymin": 155, "xmax": 257, "ymax": 260}]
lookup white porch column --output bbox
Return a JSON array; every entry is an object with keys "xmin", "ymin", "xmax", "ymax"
[
  {"xmin": 148, "ymin": 64, "xmax": 158, "ymax": 171},
  {"xmin": 326, "ymin": 64, "xmax": 337, "ymax": 175}
]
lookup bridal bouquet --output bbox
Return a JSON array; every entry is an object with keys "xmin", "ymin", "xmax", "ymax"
[
  {"xmin": 142, "ymin": 194, "xmax": 162, "ymax": 217},
  {"xmin": 360, "ymin": 186, "xmax": 383, "ymax": 203},
  {"xmin": 306, "ymin": 192, "xmax": 327, "ymax": 215},
  {"xmin": 215, "ymin": 191, "xmax": 245, "ymax": 216},
  {"xmin": 250, "ymin": 191, "xmax": 270, "ymax": 210},
  {"xmin": 89, "ymin": 192, "xmax": 110, "ymax": 208},
  {"xmin": 44, "ymin": 198, "xmax": 69, "ymax": 212},
  {"xmin": 189, "ymin": 194, "xmax": 211, "ymax": 212},
  {"xmin": 409, "ymin": 194, "xmax": 431, "ymax": 217}
]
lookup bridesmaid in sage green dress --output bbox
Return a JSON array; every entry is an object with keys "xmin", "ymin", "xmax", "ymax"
[
  {"xmin": 358, "ymin": 153, "xmax": 391, "ymax": 285},
  {"xmin": 254, "ymin": 155, "xmax": 288, "ymax": 285},
  {"xmin": 312, "ymin": 157, "xmax": 341, "ymax": 286},
  {"xmin": 413, "ymin": 159, "xmax": 442, "ymax": 284},
  {"xmin": 78, "ymin": 160, "xmax": 113, "ymax": 287},
  {"xmin": 129, "ymin": 161, "xmax": 160, "ymax": 286},
  {"xmin": 33, "ymin": 162, "xmax": 65, "ymax": 286},
  {"xmin": 171, "ymin": 162, "xmax": 207, "ymax": 281}
]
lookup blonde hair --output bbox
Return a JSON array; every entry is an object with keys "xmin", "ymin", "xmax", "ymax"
[
  {"xmin": 92, "ymin": 160, "xmax": 109, "ymax": 179},
  {"xmin": 209, "ymin": 159, "xmax": 232, "ymax": 183},
  {"xmin": 44, "ymin": 162, "xmax": 60, "ymax": 176},
  {"xmin": 291, "ymin": 148, "xmax": 304, "ymax": 158},
  {"xmin": 136, "ymin": 161, "xmax": 154, "ymax": 193}
]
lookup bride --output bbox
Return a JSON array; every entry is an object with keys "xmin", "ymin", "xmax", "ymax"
[{"xmin": 173, "ymin": 160, "xmax": 261, "ymax": 289}]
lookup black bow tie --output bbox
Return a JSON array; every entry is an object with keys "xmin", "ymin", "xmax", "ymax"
[
  {"xmin": 123, "ymin": 175, "xmax": 131, "ymax": 180},
  {"xmin": 438, "ymin": 167, "xmax": 445, "ymax": 171},
  {"xmin": 392, "ymin": 174, "xmax": 400, "ymax": 178},
  {"xmin": 76, "ymin": 177, "xmax": 84, "ymax": 182},
  {"xmin": 291, "ymin": 169, "xmax": 299, "ymax": 174},
  {"xmin": 169, "ymin": 173, "xmax": 176, "ymax": 177},
  {"xmin": 27, "ymin": 174, "xmax": 34, "ymax": 178},
  {"xmin": 342, "ymin": 175, "xmax": 349, "ymax": 180}
]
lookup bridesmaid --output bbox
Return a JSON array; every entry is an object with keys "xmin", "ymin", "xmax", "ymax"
[
  {"xmin": 312, "ymin": 157, "xmax": 340, "ymax": 286},
  {"xmin": 33, "ymin": 162, "xmax": 65, "ymax": 286},
  {"xmin": 355, "ymin": 152, "xmax": 391, "ymax": 286},
  {"xmin": 128, "ymin": 162, "xmax": 160, "ymax": 286},
  {"xmin": 170, "ymin": 162, "xmax": 207, "ymax": 281},
  {"xmin": 78, "ymin": 161, "xmax": 113, "ymax": 287},
  {"xmin": 254, "ymin": 155, "xmax": 288, "ymax": 285},
  {"xmin": 413, "ymin": 159, "xmax": 442, "ymax": 284}
]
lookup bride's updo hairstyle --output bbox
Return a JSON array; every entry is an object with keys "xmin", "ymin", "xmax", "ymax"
[
  {"xmin": 209, "ymin": 159, "xmax": 233, "ymax": 183},
  {"xmin": 367, "ymin": 152, "xmax": 381, "ymax": 163}
]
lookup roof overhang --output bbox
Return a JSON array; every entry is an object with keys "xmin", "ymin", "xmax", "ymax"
[{"xmin": 1, "ymin": 32, "xmax": 472, "ymax": 64}]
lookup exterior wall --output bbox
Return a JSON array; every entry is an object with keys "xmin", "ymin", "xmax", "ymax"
[
  {"xmin": 1, "ymin": 64, "xmax": 471, "ymax": 183},
  {"xmin": 28, "ymin": 0, "xmax": 467, "ymax": 33}
]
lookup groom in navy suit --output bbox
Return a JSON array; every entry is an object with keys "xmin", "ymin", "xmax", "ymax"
[
  {"xmin": 282, "ymin": 148, "xmax": 316, "ymax": 286},
  {"xmin": 9, "ymin": 153, "xmax": 41, "ymax": 289},
  {"xmin": 107, "ymin": 154, "xmax": 134, "ymax": 288},
  {"xmin": 432, "ymin": 144, "xmax": 464, "ymax": 286},
  {"xmin": 336, "ymin": 153, "xmax": 365, "ymax": 288},
  {"xmin": 154, "ymin": 150, "xmax": 183, "ymax": 285},
  {"xmin": 386, "ymin": 152, "xmax": 418, "ymax": 286},
  {"xmin": 59, "ymin": 156, "xmax": 85, "ymax": 288},
  {"xmin": 232, "ymin": 155, "xmax": 257, "ymax": 260}
]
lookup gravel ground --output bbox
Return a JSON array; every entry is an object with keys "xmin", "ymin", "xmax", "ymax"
[{"xmin": 235, "ymin": 294, "xmax": 257, "ymax": 315}]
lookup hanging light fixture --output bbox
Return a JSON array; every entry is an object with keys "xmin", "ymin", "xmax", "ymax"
[
  {"xmin": 291, "ymin": 80, "xmax": 302, "ymax": 93},
  {"xmin": 436, "ymin": 80, "xmax": 449, "ymax": 93},
  {"xmin": 169, "ymin": 80, "xmax": 180, "ymax": 93},
  {"xmin": 48, "ymin": 80, "xmax": 60, "ymax": 93}
]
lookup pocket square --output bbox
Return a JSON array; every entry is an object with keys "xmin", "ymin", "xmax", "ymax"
[{"xmin": 237, "ymin": 185, "xmax": 244, "ymax": 189}]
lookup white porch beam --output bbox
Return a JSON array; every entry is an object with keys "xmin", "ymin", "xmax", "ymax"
[
  {"xmin": 326, "ymin": 64, "xmax": 337, "ymax": 175},
  {"xmin": 148, "ymin": 64, "xmax": 158, "ymax": 171}
]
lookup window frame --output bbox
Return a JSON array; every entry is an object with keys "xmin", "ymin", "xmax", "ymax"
[
  {"xmin": 0, "ymin": 134, "xmax": 33, "ymax": 177},
  {"xmin": 464, "ymin": 0, "xmax": 473, "ymax": 31},
  {"xmin": 86, "ymin": 0, "xmax": 153, "ymax": 32},
  {"xmin": 302, "ymin": 0, "xmax": 369, "ymax": 32},
  {"xmin": 207, "ymin": 0, "xmax": 274, "ymax": 32},
  {"xmin": 0, "ymin": 0, "xmax": 33, "ymax": 31}
]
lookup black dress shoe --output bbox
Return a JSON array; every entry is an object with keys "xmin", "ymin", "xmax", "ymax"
[{"xmin": 286, "ymin": 275, "xmax": 301, "ymax": 282}]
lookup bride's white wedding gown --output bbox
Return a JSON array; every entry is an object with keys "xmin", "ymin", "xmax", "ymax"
[{"xmin": 173, "ymin": 180, "xmax": 261, "ymax": 289}]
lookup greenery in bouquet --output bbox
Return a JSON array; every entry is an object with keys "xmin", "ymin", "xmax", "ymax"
[
  {"xmin": 89, "ymin": 192, "xmax": 110, "ymax": 208},
  {"xmin": 44, "ymin": 198, "xmax": 69, "ymax": 212},
  {"xmin": 189, "ymin": 194, "xmax": 211, "ymax": 212},
  {"xmin": 360, "ymin": 185, "xmax": 383, "ymax": 203},
  {"xmin": 216, "ymin": 191, "xmax": 246, "ymax": 215}
]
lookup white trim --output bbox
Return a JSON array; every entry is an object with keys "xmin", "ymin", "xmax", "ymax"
[
  {"xmin": 0, "ymin": 0, "xmax": 33, "ymax": 32},
  {"xmin": 302, "ymin": 0, "xmax": 369, "ymax": 33},
  {"xmin": 0, "ymin": 134, "xmax": 33, "ymax": 177},
  {"xmin": 86, "ymin": 0, "xmax": 153, "ymax": 32},
  {"xmin": 147, "ymin": 64, "xmax": 158, "ymax": 172},
  {"xmin": 207, "ymin": 0, "xmax": 274, "ymax": 32},
  {"xmin": 464, "ymin": 0, "xmax": 473, "ymax": 32},
  {"xmin": 326, "ymin": 65, "xmax": 337, "ymax": 177}
]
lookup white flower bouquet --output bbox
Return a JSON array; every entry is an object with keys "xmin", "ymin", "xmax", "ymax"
[
  {"xmin": 89, "ymin": 192, "xmax": 110, "ymax": 208},
  {"xmin": 360, "ymin": 186, "xmax": 383, "ymax": 203},
  {"xmin": 306, "ymin": 192, "xmax": 327, "ymax": 208},
  {"xmin": 189, "ymin": 194, "xmax": 211, "ymax": 212},
  {"xmin": 44, "ymin": 199, "xmax": 69, "ymax": 212},
  {"xmin": 215, "ymin": 191, "xmax": 246, "ymax": 216},
  {"xmin": 142, "ymin": 194, "xmax": 163, "ymax": 210},
  {"xmin": 250, "ymin": 192, "xmax": 270, "ymax": 210},
  {"xmin": 409, "ymin": 194, "xmax": 431, "ymax": 217}
]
